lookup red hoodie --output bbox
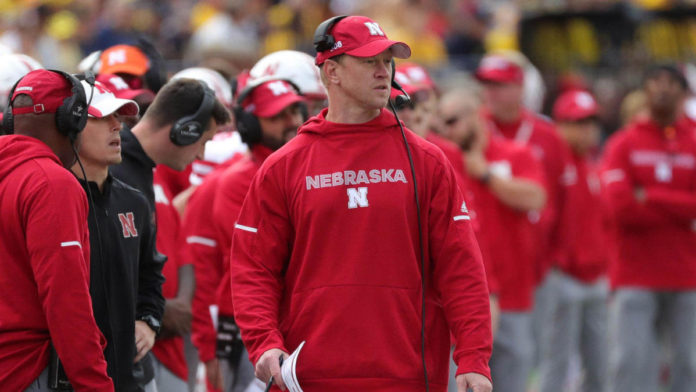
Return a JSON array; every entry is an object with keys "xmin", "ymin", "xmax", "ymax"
[
  {"xmin": 151, "ymin": 170, "xmax": 188, "ymax": 381},
  {"xmin": 231, "ymin": 109, "xmax": 492, "ymax": 391},
  {"xmin": 557, "ymin": 152, "xmax": 608, "ymax": 282},
  {"xmin": 484, "ymin": 109, "xmax": 570, "ymax": 281},
  {"xmin": 186, "ymin": 146, "xmax": 272, "ymax": 363},
  {"xmin": 0, "ymin": 135, "xmax": 113, "ymax": 391},
  {"xmin": 467, "ymin": 137, "xmax": 545, "ymax": 311},
  {"xmin": 601, "ymin": 117, "xmax": 696, "ymax": 289}
]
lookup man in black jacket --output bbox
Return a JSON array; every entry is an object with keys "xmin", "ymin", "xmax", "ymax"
[
  {"xmin": 109, "ymin": 78, "xmax": 230, "ymax": 390},
  {"xmin": 70, "ymin": 79, "xmax": 164, "ymax": 391}
]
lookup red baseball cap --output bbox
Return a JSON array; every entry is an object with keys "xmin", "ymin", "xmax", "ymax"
[
  {"xmin": 475, "ymin": 55, "xmax": 524, "ymax": 84},
  {"xmin": 99, "ymin": 45, "xmax": 150, "ymax": 76},
  {"xmin": 240, "ymin": 79, "xmax": 306, "ymax": 118},
  {"xmin": 96, "ymin": 73, "xmax": 155, "ymax": 101},
  {"xmin": 553, "ymin": 90, "xmax": 598, "ymax": 122},
  {"xmin": 315, "ymin": 16, "xmax": 411, "ymax": 66},
  {"xmin": 11, "ymin": 69, "xmax": 74, "ymax": 115},
  {"xmin": 397, "ymin": 63, "xmax": 436, "ymax": 90},
  {"xmin": 390, "ymin": 63, "xmax": 435, "ymax": 100}
]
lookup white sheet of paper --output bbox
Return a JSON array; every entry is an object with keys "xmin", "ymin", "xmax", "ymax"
[{"xmin": 281, "ymin": 341, "xmax": 306, "ymax": 392}]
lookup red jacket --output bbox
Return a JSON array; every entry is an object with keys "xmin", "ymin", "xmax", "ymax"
[
  {"xmin": 601, "ymin": 117, "xmax": 696, "ymax": 289},
  {"xmin": 184, "ymin": 165, "xmax": 228, "ymax": 363},
  {"xmin": 557, "ymin": 152, "xmax": 608, "ymax": 282},
  {"xmin": 0, "ymin": 135, "xmax": 113, "ymax": 391},
  {"xmin": 151, "ymin": 170, "xmax": 189, "ymax": 381},
  {"xmin": 426, "ymin": 131, "xmax": 466, "ymax": 182},
  {"xmin": 485, "ymin": 109, "xmax": 570, "ymax": 280},
  {"xmin": 185, "ymin": 151, "xmax": 258, "ymax": 363},
  {"xmin": 231, "ymin": 109, "xmax": 491, "ymax": 391},
  {"xmin": 468, "ymin": 137, "xmax": 545, "ymax": 311},
  {"xmin": 420, "ymin": 135, "xmax": 496, "ymax": 292}
]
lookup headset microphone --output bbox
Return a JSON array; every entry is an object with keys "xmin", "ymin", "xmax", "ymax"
[{"xmin": 391, "ymin": 79, "xmax": 412, "ymax": 110}]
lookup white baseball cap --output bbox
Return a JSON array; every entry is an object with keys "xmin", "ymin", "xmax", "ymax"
[
  {"xmin": 81, "ymin": 80, "xmax": 139, "ymax": 118},
  {"xmin": 170, "ymin": 67, "xmax": 233, "ymax": 108},
  {"xmin": 250, "ymin": 50, "xmax": 327, "ymax": 100}
]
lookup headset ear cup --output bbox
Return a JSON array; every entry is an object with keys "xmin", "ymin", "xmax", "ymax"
[
  {"xmin": 299, "ymin": 102, "xmax": 309, "ymax": 122},
  {"xmin": 53, "ymin": 71, "xmax": 88, "ymax": 141},
  {"xmin": 1, "ymin": 106, "xmax": 13, "ymax": 135},
  {"xmin": 234, "ymin": 106, "xmax": 262, "ymax": 146},
  {"xmin": 170, "ymin": 119, "xmax": 203, "ymax": 146},
  {"xmin": 169, "ymin": 82, "xmax": 216, "ymax": 146},
  {"xmin": 313, "ymin": 15, "xmax": 348, "ymax": 53}
]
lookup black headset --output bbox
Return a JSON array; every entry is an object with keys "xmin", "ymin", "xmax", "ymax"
[
  {"xmin": 233, "ymin": 79, "xmax": 304, "ymax": 146},
  {"xmin": 2, "ymin": 69, "xmax": 90, "ymax": 142},
  {"xmin": 170, "ymin": 81, "xmax": 216, "ymax": 146},
  {"xmin": 313, "ymin": 15, "xmax": 348, "ymax": 53}
]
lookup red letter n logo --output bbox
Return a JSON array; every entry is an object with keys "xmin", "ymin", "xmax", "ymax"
[{"xmin": 118, "ymin": 212, "xmax": 139, "ymax": 238}]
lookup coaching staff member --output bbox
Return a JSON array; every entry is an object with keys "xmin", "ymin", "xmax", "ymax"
[
  {"xmin": 0, "ymin": 69, "xmax": 113, "ymax": 390},
  {"xmin": 231, "ymin": 16, "xmax": 492, "ymax": 392},
  {"xmin": 71, "ymin": 79, "xmax": 161, "ymax": 391},
  {"xmin": 110, "ymin": 77, "xmax": 230, "ymax": 390},
  {"xmin": 602, "ymin": 64, "xmax": 696, "ymax": 392}
]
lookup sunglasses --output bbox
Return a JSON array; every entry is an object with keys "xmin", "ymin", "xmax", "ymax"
[{"xmin": 444, "ymin": 115, "xmax": 460, "ymax": 126}]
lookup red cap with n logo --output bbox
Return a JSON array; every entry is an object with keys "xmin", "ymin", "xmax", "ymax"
[{"xmin": 315, "ymin": 16, "xmax": 411, "ymax": 66}]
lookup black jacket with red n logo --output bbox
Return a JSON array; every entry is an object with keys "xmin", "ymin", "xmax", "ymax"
[{"xmin": 78, "ymin": 174, "xmax": 164, "ymax": 392}]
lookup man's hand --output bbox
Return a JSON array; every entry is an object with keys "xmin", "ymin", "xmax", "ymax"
[
  {"xmin": 134, "ymin": 320, "xmax": 156, "ymax": 363},
  {"xmin": 456, "ymin": 372, "xmax": 492, "ymax": 392},
  {"xmin": 160, "ymin": 298, "xmax": 192, "ymax": 338},
  {"xmin": 205, "ymin": 358, "xmax": 223, "ymax": 390},
  {"xmin": 255, "ymin": 348, "xmax": 289, "ymax": 390}
]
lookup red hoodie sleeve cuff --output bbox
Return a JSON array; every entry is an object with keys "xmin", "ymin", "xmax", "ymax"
[{"xmin": 455, "ymin": 354, "xmax": 492, "ymax": 381}]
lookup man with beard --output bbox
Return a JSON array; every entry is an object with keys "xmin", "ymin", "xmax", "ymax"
[
  {"xmin": 602, "ymin": 64, "xmax": 696, "ymax": 392},
  {"xmin": 439, "ymin": 87, "xmax": 546, "ymax": 392},
  {"xmin": 185, "ymin": 77, "xmax": 306, "ymax": 392}
]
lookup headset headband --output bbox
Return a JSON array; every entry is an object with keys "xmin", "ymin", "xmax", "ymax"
[{"xmin": 313, "ymin": 15, "xmax": 348, "ymax": 53}]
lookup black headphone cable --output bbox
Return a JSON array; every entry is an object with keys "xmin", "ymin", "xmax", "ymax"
[{"xmin": 388, "ymin": 98, "xmax": 429, "ymax": 392}]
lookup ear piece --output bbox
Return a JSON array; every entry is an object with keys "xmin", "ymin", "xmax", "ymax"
[
  {"xmin": 53, "ymin": 70, "xmax": 88, "ymax": 141},
  {"xmin": 390, "ymin": 60, "xmax": 411, "ymax": 110},
  {"xmin": 0, "ymin": 77, "xmax": 20, "ymax": 135},
  {"xmin": 170, "ymin": 81, "xmax": 216, "ymax": 146},
  {"xmin": 313, "ymin": 15, "xmax": 348, "ymax": 53}
]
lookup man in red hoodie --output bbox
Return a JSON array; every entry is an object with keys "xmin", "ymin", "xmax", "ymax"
[
  {"xmin": 187, "ymin": 77, "xmax": 306, "ymax": 392},
  {"xmin": 439, "ymin": 86, "xmax": 546, "ymax": 392},
  {"xmin": 0, "ymin": 69, "xmax": 113, "ymax": 391},
  {"xmin": 538, "ymin": 90, "xmax": 609, "ymax": 392},
  {"xmin": 230, "ymin": 15, "xmax": 492, "ymax": 392},
  {"xmin": 602, "ymin": 64, "xmax": 696, "ymax": 392},
  {"xmin": 475, "ymin": 52, "xmax": 569, "ymax": 389}
]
